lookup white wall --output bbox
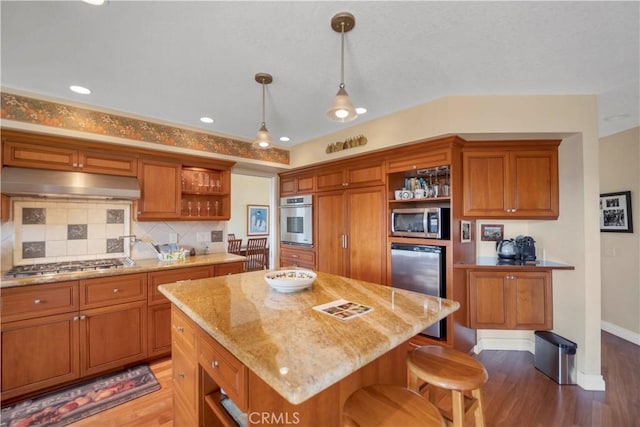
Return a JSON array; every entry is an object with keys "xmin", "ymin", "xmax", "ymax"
[
  {"xmin": 599, "ymin": 127, "xmax": 640, "ymax": 344},
  {"xmin": 290, "ymin": 94, "xmax": 604, "ymax": 390},
  {"xmin": 228, "ymin": 174, "xmax": 272, "ymax": 245}
]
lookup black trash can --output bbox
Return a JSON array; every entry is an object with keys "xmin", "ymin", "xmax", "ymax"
[{"xmin": 534, "ymin": 331, "xmax": 577, "ymax": 385}]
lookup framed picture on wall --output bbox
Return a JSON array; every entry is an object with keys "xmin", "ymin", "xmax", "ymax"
[
  {"xmin": 461, "ymin": 220, "xmax": 471, "ymax": 243},
  {"xmin": 247, "ymin": 205, "xmax": 269, "ymax": 235},
  {"xmin": 600, "ymin": 191, "xmax": 633, "ymax": 233},
  {"xmin": 481, "ymin": 224, "xmax": 504, "ymax": 241}
]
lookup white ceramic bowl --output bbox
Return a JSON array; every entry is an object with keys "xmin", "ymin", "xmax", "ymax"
[{"xmin": 264, "ymin": 270, "xmax": 317, "ymax": 293}]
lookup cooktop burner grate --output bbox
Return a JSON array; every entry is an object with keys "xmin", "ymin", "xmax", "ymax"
[{"xmin": 4, "ymin": 258, "xmax": 133, "ymax": 278}]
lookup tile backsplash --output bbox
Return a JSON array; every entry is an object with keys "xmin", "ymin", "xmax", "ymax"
[
  {"xmin": 13, "ymin": 199, "xmax": 131, "ymax": 265},
  {"xmin": 1, "ymin": 198, "xmax": 228, "ymax": 270}
]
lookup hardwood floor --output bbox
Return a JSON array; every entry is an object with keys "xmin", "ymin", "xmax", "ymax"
[{"xmin": 68, "ymin": 331, "xmax": 638, "ymax": 426}]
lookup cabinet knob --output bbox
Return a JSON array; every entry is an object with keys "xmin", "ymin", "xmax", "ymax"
[
  {"xmin": 72, "ymin": 163, "xmax": 78, "ymax": 167},
  {"xmin": 176, "ymin": 326, "xmax": 184, "ymax": 332},
  {"xmin": 291, "ymin": 254, "xmax": 299, "ymax": 258},
  {"xmin": 112, "ymin": 288, "xmax": 120, "ymax": 293},
  {"xmin": 34, "ymin": 299, "xmax": 42, "ymax": 304},
  {"xmin": 80, "ymin": 315, "xmax": 87, "ymax": 320},
  {"xmin": 177, "ymin": 372, "xmax": 185, "ymax": 379},
  {"xmin": 211, "ymin": 360, "xmax": 219, "ymax": 368},
  {"xmin": 73, "ymin": 316, "xmax": 80, "ymax": 321},
  {"xmin": 78, "ymin": 164, "xmax": 84, "ymax": 168}
]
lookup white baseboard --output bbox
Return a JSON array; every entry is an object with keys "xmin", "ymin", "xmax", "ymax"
[
  {"xmin": 601, "ymin": 320, "xmax": 640, "ymax": 345},
  {"xmin": 474, "ymin": 336, "xmax": 534, "ymax": 354},
  {"xmin": 577, "ymin": 372, "xmax": 606, "ymax": 391}
]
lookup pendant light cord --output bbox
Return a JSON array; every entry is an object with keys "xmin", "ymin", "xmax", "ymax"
[
  {"xmin": 261, "ymin": 80, "xmax": 266, "ymax": 125},
  {"xmin": 340, "ymin": 22, "xmax": 345, "ymax": 87}
]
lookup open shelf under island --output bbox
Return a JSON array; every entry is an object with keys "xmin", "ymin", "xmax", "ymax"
[{"xmin": 159, "ymin": 269, "xmax": 459, "ymax": 426}]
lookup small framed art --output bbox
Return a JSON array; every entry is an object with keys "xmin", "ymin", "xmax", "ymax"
[
  {"xmin": 600, "ymin": 191, "xmax": 633, "ymax": 233},
  {"xmin": 461, "ymin": 220, "xmax": 471, "ymax": 243},
  {"xmin": 247, "ymin": 205, "xmax": 269, "ymax": 235},
  {"xmin": 481, "ymin": 224, "xmax": 504, "ymax": 241}
]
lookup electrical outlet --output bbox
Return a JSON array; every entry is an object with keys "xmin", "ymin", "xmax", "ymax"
[
  {"xmin": 196, "ymin": 232, "xmax": 210, "ymax": 243},
  {"xmin": 168, "ymin": 233, "xmax": 178, "ymax": 244}
]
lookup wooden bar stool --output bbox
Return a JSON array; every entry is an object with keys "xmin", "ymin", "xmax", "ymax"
[
  {"xmin": 342, "ymin": 384, "xmax": 445, "ymax": 427},
  {"xmin": 407, "ymin": 346, "xmax": 488, "ymax": 427}
]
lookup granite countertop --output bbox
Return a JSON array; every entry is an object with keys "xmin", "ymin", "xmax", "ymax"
[
  {"xmin": 454, "ymin": 256, "xmax": 574, "ymax": 270},
  {"xmin": 0, "ymin": 253, "xmax": 246, "ymax": 288},
  {"xmin": 158, "ymin": 270, "xmax": 459, "ymax": 405}
]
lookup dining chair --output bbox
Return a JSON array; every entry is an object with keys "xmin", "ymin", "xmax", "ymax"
[
  {"xmin": 245, "ymin": 237, "xmax": 268, "ymax": 271},
  {"xmin": 228, "ymin": 233, "xmax": 236, "ymax": 240},
  {"xmin": 228, "ymin": 238, "xmax": 243, "ymax": 255}
]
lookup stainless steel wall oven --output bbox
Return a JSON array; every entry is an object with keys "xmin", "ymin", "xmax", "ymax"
[{"xmin": 279, "ymin": 195, "xmax": 313, "ymax": 246}]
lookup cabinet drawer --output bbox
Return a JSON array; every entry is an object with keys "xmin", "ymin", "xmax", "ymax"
[
  {"xmin": 80, "ymin": 273, "xmax": 147, "ymax": 309},
  {"xmin": 147, "ymin": 266, "xmax": 212, "ymax": 305},
  {"xmin": 198, "ymin": 331, "xmax": 247, "ymax": 411},
  {"xmin": 386, "ymin": 149, "xmax": 450, "ymax": 173},
  {"xmin": 1, "ymin": 282, "xmax": 78, "ymax": 322},
  {"xmin": 172, "ymin": 307, "xmax": 197, "ymax": 350},
  {"xmin": 172, "ymin": 340, "xmax": 198, "ymax": 415},
  {"xmin": 214, "ymin": 262, "xmax": 243, "ymax": 276},
  {"xmin": 280, "ymin": 247, "xmax": 315, "ymax": 264}
]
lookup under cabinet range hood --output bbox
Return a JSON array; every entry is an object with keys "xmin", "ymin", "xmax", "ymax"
[{"xmin": 1, "ymin": 167, "xmax": 141, "ymax": 200}]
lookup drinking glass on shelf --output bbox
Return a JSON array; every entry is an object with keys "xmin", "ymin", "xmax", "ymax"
[
  {"xmin": 197, "ymin": 201, "xmax": 201, "ymax": 216},
  {"xmin": 440, "ymin": 166, "xmax": 450, "ymax": 197},
  {"xmin": 198, "ymin": 173, "xmax": 204, "ymax": 189},
  {"xmin": 214, "ymin": 200, "xmax": 220, "ymax": 216},
  {"xmin": 215, "ymin": 179, "xmax": 221, "ymax": 192},
  {"xmin": 204, "ymin": 174, "xmax": 210, "ymax": 191},
  {"xmin": 187, "ymin": 201, "xmax": 192, "ymax": 216},
  {"xmin": 206, "ymin": 201, "xmax": 211, "ymax": 216}
]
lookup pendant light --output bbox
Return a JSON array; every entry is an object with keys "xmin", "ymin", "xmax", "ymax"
[
  {"xmin": 254, "ymin": 72, "xmax": 273, "ymax": 149},
  {"xmin": 327, "ymin": 12, "xmax": 357, "ymax": 123}
]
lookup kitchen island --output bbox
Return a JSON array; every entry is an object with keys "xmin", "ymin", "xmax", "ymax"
[{"xmin": 159, "ymin": 269, "xmax": 459, "ymax": 426}]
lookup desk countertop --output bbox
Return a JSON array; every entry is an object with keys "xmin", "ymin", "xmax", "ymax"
[{"xmin": 158, "ymin": 269, "xmax": 459, "ymax": 404}]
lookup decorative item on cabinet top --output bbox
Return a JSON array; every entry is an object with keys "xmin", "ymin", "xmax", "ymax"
[{"xmin": 326, "ymin": 135, "xmax": 367, "ymax": 153}]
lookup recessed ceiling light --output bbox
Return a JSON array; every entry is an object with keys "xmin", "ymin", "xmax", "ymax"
[
  {"xmin": 279, "ymin": 136, "xmax": 290, "ymax": 142},
  {"xmin": 82, "ymin": 0, "xmax": 106, "ymax": 5},
  {"xmin": 69, "ymin": 85, "xmax": 91, "ymax": 95},
  {"xmin": 603, "ymin": 114, "xmax": 630, "ymax": 122},
  {"xmin": 200, "ymin": 117, "xmax": 214, "ymax": 124},
  {"xmin": 355, "ymin": 107, "xmax": 367, "ymax": 115}
]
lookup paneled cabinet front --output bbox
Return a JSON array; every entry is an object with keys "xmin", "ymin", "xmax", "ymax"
[
  {"xmin": 136, "ymin": 159, "xmax": 182, "ymax": 220},
  {"xmin": 2, "ymin": 140, "xmax": 138, "ymax": 176},
  {"xmin": 462, "ymin": 142, "xmax": 559, "ymax": 219},
  {"xmin": 316, "ymin": 186, "xmax": 386, "ymax": 284},
  {"xmin": 316, "ymin": 161, "xmax": 385, "ymax": 192},
  {"xmin": 467, "ymin": 270, "xmax": 552, "ymax": 330}
]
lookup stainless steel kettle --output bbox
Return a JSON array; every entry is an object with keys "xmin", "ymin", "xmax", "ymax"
[{"xmin": 496, "ymin": 239, "xmax": 519, "ymax": 259}]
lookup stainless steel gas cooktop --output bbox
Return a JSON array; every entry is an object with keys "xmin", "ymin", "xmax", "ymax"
[{"xmin": 4, "ymin": 258, "xmax": 134, "ymax": 278}]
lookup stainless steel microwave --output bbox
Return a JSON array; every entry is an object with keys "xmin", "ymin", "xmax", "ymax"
[{"xmin": 391, "ymin": 207, "xmax": 450, "ymax": 239}]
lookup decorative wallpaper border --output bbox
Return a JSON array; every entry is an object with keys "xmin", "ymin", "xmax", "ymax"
[{"xmin": 1, "ymin": 92, "xmax": 289, "ymax": 165}]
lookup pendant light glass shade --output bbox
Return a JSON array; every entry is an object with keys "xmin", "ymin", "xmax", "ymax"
[
  {"xmin": 327, "ymin": 12, "xmax": 358, "ymax": 123},
  {"xmin": 253, "ymin": 73, "xmax": 273, "ymax": 150},
  {"xmin": 254, "ymin": 122, "xmax": 272, "ymax": 149},
  {"xmin": 327, "ymin": 84, "xmax": 357, "ymax": 122}
]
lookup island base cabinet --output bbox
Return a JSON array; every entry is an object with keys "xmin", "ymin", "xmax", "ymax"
[
  {"xmin": 1, "ymin": 313, "xmax": 80, "ymax": 401},
  {"xmin": 468, "ymin": 270, "xmax": 553, "ymax": 330}
]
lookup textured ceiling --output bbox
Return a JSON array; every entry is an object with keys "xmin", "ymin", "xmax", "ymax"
[{"xmin": 1, "ymin": 1, "xmax": 638, "ymax": 148}]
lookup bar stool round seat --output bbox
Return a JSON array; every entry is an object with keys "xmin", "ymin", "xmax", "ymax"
[
  {"xmin": 342, "ymin": 384, "xmax": 445, "ymax": 427},
  {"xmin": 407, "ymin": 346, "xmax": 488, "ymax": 427}
]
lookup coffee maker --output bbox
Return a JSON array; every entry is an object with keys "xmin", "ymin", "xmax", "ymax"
[{"xmin": 515, "ymin": 236, "xmax": 536, "ymax": 261}]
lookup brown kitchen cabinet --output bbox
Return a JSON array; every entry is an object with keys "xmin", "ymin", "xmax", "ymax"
[
  {"xmin": 136, "ymin": 158, "xmax": 182, "ymax": 220},
  {"xmin": 467, "ymin": 270, "xmax": 552, "ymax": 330},
  {"xmin": 147, "ymin": 265, "xmax": 214, "ymax": 358},
  {"xmin": 280, "ymin": 173, "xmax": 316, "ymax": 196},
  {"xmin": 136, "ymin": 160, "xmax": 232, "ymax": 221},
  {"xmin": 171, "ymin": 306, "xmax": 200, "ymax": 426},
  {"xmin": 462, "ymin": 141, "xmax": 560, "ymax": 219},
  {"xmin": 280, "ymin": 245, "xmax": 316, "ymax": 270},
  {"xmin": 2, "ymin": 139, "xmax": 137, "ymax": 176},
  {"xmin": 0, "ymin": 282, "xmax": 81, "ymax": 401},
  {"xmin": 316, "ymin": 161, "xmax": 385, "ymax": 192},
  {"xmin": 316, "ymin": 186, "xmax": 387, "ymax": 284},
  {"xmin": 1, "ymin": 194, "xmax": 11, "ymax": 222}
]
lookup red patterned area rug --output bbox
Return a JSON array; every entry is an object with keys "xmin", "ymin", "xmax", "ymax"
[{"xmin": 1, "ymin": 364, "xmax": 160, "ymax": 427}]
